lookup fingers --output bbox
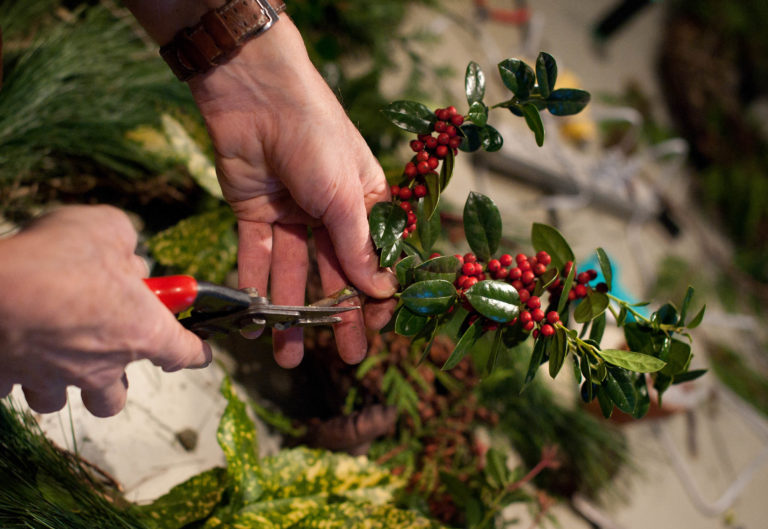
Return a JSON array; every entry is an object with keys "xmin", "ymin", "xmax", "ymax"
[
  {"xmin": 0, "ymin": 377, "xmax": 12, "ymax": 399},
  {"xmin": 22, "ymin": 383, "xmax": 68, "ymax": 414},
  {"xmin": 314, "ymin": 228, "xmax": 367, "ymax": 364},
  {"xmin": 237, "ymin": 220, "xmax": 272, "ymax": 339},
  {"xmin": 143, "ymin": 311, "xmax": 213, "ymax": 372},
  {"xmin": 270, "ymin": 224, "xmax": 308, "ymax": 368},
  {"xmin": 363, "ymin": 297, "xmax": 398, "ymax": 331},
  {"xmin": 81, "ymin": 374, "xmax": 128, "ymax": 418},
  {"xmin": 321, "ymin": 181, "xmax": 398, "ymax": 300}
]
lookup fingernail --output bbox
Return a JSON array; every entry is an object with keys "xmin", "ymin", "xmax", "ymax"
[
  {"xmin": 373, "ymin": 269, "xmax": 399, "ymax": 297},
  {"xmin": 201, "ymin": 342, "xmax": 213, "ymax": 367},
  {"xmin": 121, "ymin": 373, "xmax": 129, "ymax": 389}
]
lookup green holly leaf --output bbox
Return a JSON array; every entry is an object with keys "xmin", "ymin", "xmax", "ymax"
[
  {"xmin": 459, "ymin": 123, "xmax": 484, "ymax": 152},
  {"xmin": 486, "ymin": 327, "xmax": 505, "ymax": 373},
  {"xmin": 468, "ymin": 101, "xmax": 488, "ymax": 127},
  {"xmin": 498, "ymin": 58, "xmax": 535, "ymax": 99},
  {"xmin": 464, "ymin": 280, "xmax": 521, "ymax": 323},
  {"xmin": 520, "ymin": 103, "xmax": 544, "ymax": 146},
  {"xmin": 401, "ymin": 279, "xmax": 456, "ymax": 316},
  {"xmin": 463, "ymin": 191, "xmax": 502, "ymax": 262},
  {"xmin": 589, "ymin": 312, "xmax": 607, "ymax": 344},
  {"xmin": 439, "ymin": 148, "xmax": 455, "ymax": 190},
  {"xmin": 395, "ymin": 307, "xmax": 428, "ymax": 336},
  {"xmin": 596, "ymin": 385, "xmax": 614, "ymax": 418},
  {"xmin": 573, "ymin": 291, "xmax": 610, "ymax": 323},
  {"xmin": 557, "ymin": 264, "xmax": 576, "ymax": 315},
  {"xmin": 546, "ymin": 88, "xmax": 591, "ymax": 116},
  {"xmin": 423, "ymin": 171, "xmax": 441, "ymax": 220},
  {"xmin": 531, "ymin": 223, "xmax": 575, "ymax": 270},
  {"xmin": 148, "ymin": 206, "xmax": 237, "ymax": 284},
  {"xmin": 686, "ymin": 305, "xmax": 706, "ymax": 329},
  {"xmin": 416, "ymin": 197, "xmax": 441, "ymax": 252},
  {"xmin": 548, "ymin": 326, "xmax": 568, "ymax": 378},
  {"xmin": 137, "ymin": 468, "xmax": 228, "ymax": 529},
  {"xmin": 369, "ymin": 201, "xmax": 407, "ymax": 267},
  {"xmin": 523, "ymin": 335, "xmax": 547, "ymax": 386},
  {"xmin": 596, "ymin": 247, "xmax": 613, "ymax": 291},
  {"xmin": 381, "ymin": 100, "xmax": 435, "ymax": 134},
  {"xmin": 661, "ymin": 339, "xmax": 692, "ymax": 376},
  {"xmin": 414, "ymin": 255, "xmax": 461, "ymax": 282},
  {"xmin": 443, "ymin": 319, "xmax": 483, "ymax": 370},
  {"xmin": 597, "ymin": 349, "xmax": 666, "ymax": 373},
  {"xmin": 603, "ymin": 367, "xmax": 637, "ymax": 414},
  {"xmin": 535, "ymin": 52, "xmax": 557, "ymax": 99},
  {"xmin": 482, "ymin": 124, "xmax": 504, "ymax": 152},
  {"xmin": 218, "ymin": 377, "xmax": 262, "ymax": 505},
  {"xmin": 465, "ymin": 61, "xmax": 486, "ymax": 105},
  {"xmin": 395, "ymin": 255, "xmax": 418, "ymax": 287}
]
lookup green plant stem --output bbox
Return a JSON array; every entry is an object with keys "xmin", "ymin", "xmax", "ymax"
[{"xmin": 606, "ymin": 294, "xmax": 686, "ymax": 336}]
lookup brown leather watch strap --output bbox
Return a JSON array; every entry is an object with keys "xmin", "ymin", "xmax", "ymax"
[{"xmin": 160, "ymin": 0, "xmax": 286, "ymax": 82}]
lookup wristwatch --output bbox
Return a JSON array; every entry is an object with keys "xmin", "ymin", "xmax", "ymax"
[{"xmin": 160, "ymin": 0, "xmax": 287, "ymax": 82}]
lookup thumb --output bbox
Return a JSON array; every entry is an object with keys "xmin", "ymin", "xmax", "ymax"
[
  {"xmin": 321, "ymin": 183, "xmax": 398, "ymax": 299},
  {"xmin": 138, "ymin": 302, "xmax": 213, "ymax": 372}
]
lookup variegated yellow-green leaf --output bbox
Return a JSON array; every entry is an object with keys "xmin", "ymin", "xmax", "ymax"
[
  {"xmin": 218, "ymin": 377, "xmax": 262, "ymax": 505},
  {"xmin": 148, "ymin": 206, "xmax": 237, "ymax": 283},
  {"xmin": 296, "ymin": 502, "xmax": 445, "ymax": 528},
  {"xmin": 137, "ymin": 467, "xmax": 228, "ymax": 529}
]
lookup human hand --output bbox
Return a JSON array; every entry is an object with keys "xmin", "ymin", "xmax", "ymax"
[
  {"xmin": 0, "ymin": 205, "xmax": 212, "ymax": 417},
  {"xmin": 186, "ymin": 18, "xmax": 398, "ymax": 367}
]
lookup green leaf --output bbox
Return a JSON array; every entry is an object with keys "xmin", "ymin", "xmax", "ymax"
[
  {"xmin": 486, "ymin": 327, "xmax": 505, "ymax": 373},
  {"xmin": 443, "ymin": 319, "xmax": 483, "ymax": 370},
  {"xmin": 597, "ymin": 349, "xmax": 666, "ymax": 373},
  {"xmin": 661, "ymin": 339, "xmax": 692, "ymax": 376},
  {"xmin": 468, "ymin": 101, "xmax": 488, "ymax": 127},
  {"xmin": 395, "ymin": 255, "xmax": 417, "ymax": 287},
  {"xmin": 524, "ymin": 336, "xmax": 547, "ymax": 386},
  {"xmin": 484, "ymin": 448, "xmax": 510, "ymax": 489},
  {"xmin": 465, "ymin": 61, "xmax": 486, "ymax": 104},
  {"xmin": 138, "ymin": 468, "xmax": 228, "ymax": 529},
  {"xmin": 459, "ymin": 123, "xmax": 484, "ymax": 152},
  {"xmin": 520, "ymin": 103, "xmax": 544, "ymax": 146},
  {"xmin": 672, "ymin": 369, "xmax": 707, "ymax": 384},
  {"xmin": 655, "ymin": 303, "xmax": 678, "ymax": 325},
  {"xmin": 502, "ymin": 323, "xmax": 529, "ymax": 349},
  {"xmin": 546, "ymin": 88, "xmax": 591, "ymax": 116},
  {"xmin": 573, "ymin": 291, "xmax": 610, "ymax": 323},
  {"xmin": 423, "ymin": 171, "xmax": 441, "ymax": 220},
  {"xmin": 535, "ymin": 52, "xmax": 557, "ymax": 98},
  {"xmin": 678, "ymin": 286, "xmax": 694, "ymax": 325},
  {"xmin": 589, "ymin": 312, "xmax": 607, "ymax": 344},
  {"xmin": 632, "ymin": 373, "xmax": 651, "ymax": 418},
  {"xmin": 381, "ymin": 100, "xmax": 435, "ymax": 134},
  {"xmin": 439, "ymin": 148, "xmax": 455, "ymax": 190},
  {"xmin": 686, "ymin": 305, "xmax": 706, "ymax": 329},
  {"xmin": 498, "ymin": 58, "xmax": 535, "ymax": 99},
  {"xmin": 596, "ymin": 386, "xmax": 614, "ymax": 418},
  {"xmin": 395, "ymin": 307, "xmax": 428, "ymax": 336},
  {"xmin": 548, "ymin": 327, "xmax": 568, "ymax": 378},
  {"xmin": 482, "ymin": 124, "xmax": 504, "ymax": 152},
  {"xmin": 596, "ymin": 248, "xmax": 613, "ymax": 291},
  {"xmin": 464, "ymin": 280, "xmax": 521, "ymax": 323},
  {"xmin": 369, "ymin": 201, "xmax": 407, "ymax": 267},
  {"xmin": 401, "ymin": 279, "xmax": 456, "ymax": 316},
  {"xmin": 557, "ymin": 265, "xmax": 576, "ymax": 316},
  {"xmin": 148, "ymin": 206, "xmax": 237, "ymax": 284},
  {"xmin": 531, "ymin": 223, "xmax": 575, "ymax": 270},
  {"xmin": 416, "ymin": 197, "xmax": 441, "ymax": 252},
  {"xmin": 604, "ymin": 367, "xmax": 637, "ymax": 414},
  {"xmin": 415, "ymin": 317, "xmax": 440, "ymax": 365},
  {"xmin": 414, "ymin": 255, "xmax": 460, "ymax": 282},
  {"xmin": 463, "ymin": 191, "xmax": 502, "ymax": 261},
  {"xmin": 218, "ymin": 376, "xmax": 262, "ymax": 504}
]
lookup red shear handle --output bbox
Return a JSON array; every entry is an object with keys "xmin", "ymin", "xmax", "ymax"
[{"xmin": 143, "ymin": 275, "xmax": 198, "ymax": 314}]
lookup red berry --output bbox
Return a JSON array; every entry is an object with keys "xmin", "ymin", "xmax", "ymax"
[
  {"xmin": 488, "ymin": 259, "xmax": 501, "ymax": 272},
  {"xmin": 473, "ymin": 262, "xmax": 484, "ymax": 275},
  {"xmin": 577, "ymin": 272, "xmax": 590, "ymax": 284},
  {"xmin": 399, "ymin": 187, "xmax": 412, "ymax": 200},
  {"xmin": 446, "ymin": 125, "xmax": 457, "ymax": 137},
  {"xmin": 404, "ymin": 162, "xmax": 417, "ymax": 178},
  {"xmin": 410, "ymin": 140, "xmax": 424, "ymax": 152},
  {"xmin": 430, "ymin": 252, "xmax": 441, "ymax": 259},
  {"xmin": 446, "ymin": 105, "xmax": 457, "ymax": 117},
  {"xmin": 462, "ymin": 262, "xmax": 475, "ymax": 276},
  {"xmin": 546, "ymin": 311, "xmax": 560, "ymax": 324},
  {"xmin": 456, "ymin": 275, "xmax": 469, "ymax": 289},
  {"xmin": 523, "ymin": 320, "xmax": 536, "ymax": 332},
  {"xmin": 587, "ymin": 269, "xmax": 598, "ymax": 280},
  {"xmin": 454, "ymin": 254, "xmax": 464, "ymax": 265},
  {"xmin": 435, "ymin": 145, "xmax": 449, "ymax": 158},
  {"xmin": 531, "ymin": 308, "xmax": 545, "ymax": 322},
  {"xmin": 507, "ymin": 317, "xmax": 518, "ymax": 326},
  {"xmin": 541, "ymin": 324, "xmax": 555, "ymax": 337},
  {"xmin": 494, "ymin": 267, "xmax": 509, "ymax": 279},
  {"xmin": 416, "ymin": 150, "xmax": 430, "ymax": 162},
  {"xmin": 427, "ymin": 156, "xmax": 439, "ymax": 170},
  {"xmin": 527, "ymin": 296, "xmax": 541, "ymax": 309},
  {"xmin": 527, "ymin": 283, "xmax": 536, "ymax": 293},
  {"xmin": 536, "ymin": 251, "xmax": 551, "ymax": 265},
  {"xmin": 435, "ymin": 108, "xmax": 449, "ymax": 121},
  {"xmin": 478, "ymin": 273, "xmax": 486, "ymax": 281},
  {"xmin": 518, "ymin": 289, "xmax": 530, "ymax": 303},
  {"xmin": 464, "ymin": 253, "xmax": 477, "ymax": 263},
  {"xmin": 534, "ymin": 263, "xmax": 547, "ymax": 276},
  {"xmin": 511, "ymin": 280, "xmax": 524, "ymax": 291},
  {"xmin": 425, "ymin": 136, "xmax": 438, "ymax": 150},
  {"xmin": 399, "ymin": 201, "xmax": 412, "ymax": 212},
  {"xmin": 519, "ymin": 260, "xmax": 532, "ymax": 272},
  {"xmin": 575, "ymin": 284, "xmax": 588, "ymax": 298},
  {"xmin": 407, "ymin": 212, "xmax": 417, "ymax": 224},
  {"xmin": 403, "ymin": 227, "xmax": 410, "ymax": 237},
  {"xmin": 515, "ymin": 253, "xmax": 528, "ymax": 264},
  {"xmin": 500, "ymin": 254, "xmax": 513, "ymax": 267},
  {"xmin": 522, "ymin": 270, "xmax": 535, "ymax": 284},
  {"xmin": 596, "ymin": 282, "xmax": 608, "ymax": 293},
  {"xmin": 564, "ymin": 261, "xmax": 574, "ymax": 274},
  {"xmin": 417, "ymin": 161, "xmax": 430, "ymax": 174},
  {"xmin": 434, "ymin": 120, "xmax": 448, "ymax": 133},
  {"xmin": 451, "ymin": 114, "xmax": 464, "ymax": 127},
  {"xmin": 568, "ymin": 290, "xmax": 577, "ymax": 301},
  {"xmin": 464, "ymin": 276, "xmax": 478, "ymax": 289},
  {"xmin": 414, "ymin": 184, "xmax": 427, "ymax": 198},
  {"xmin": 529, "ymin": 256, "xmax": 538, "ymax": 267},
  {"xmin": 390, "ymin": 185, "xmax": 400, "ymax": 196},
  {"xmin": 449, "ymin": 136, "xmax": 462, "ymax": 149},
  {"xmin": 520, "ymin": 310, "xmax": 532, "ymax": 323},
  {"xmin": 509, "ymin": 267, "xmax": 522, "ymax": 280},
  {"xmin": 437, "ymin": 132, "xmax": 451, "ymax": 145}
]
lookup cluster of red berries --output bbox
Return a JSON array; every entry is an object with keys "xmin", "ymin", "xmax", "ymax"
[
  {"xmin": 437, "ymin": 249, "xmax": 599, "ymax": 339},
  {"xmin": 391, "ymin": 106, "xmax": 464, "ymax": 237}
]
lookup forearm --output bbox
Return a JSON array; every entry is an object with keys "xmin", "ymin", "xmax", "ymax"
[{"xmin": 122, "ymin": 0, "xmax": 226, "ymax": 45}]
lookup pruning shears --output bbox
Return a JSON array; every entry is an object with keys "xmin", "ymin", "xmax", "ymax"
[{"xmin": 144, "ymin": 275, "xmax": 358, "ymax": 339}]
